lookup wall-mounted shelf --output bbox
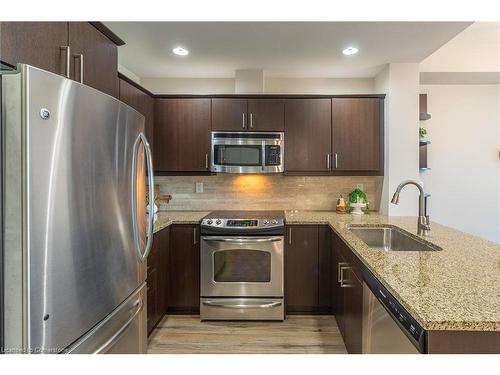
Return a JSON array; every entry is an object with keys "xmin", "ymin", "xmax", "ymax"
[
  {"xmin": 419, "ymin": 140, "xmax": 431, "ymax": 146},
  {"xmin": 419, "ymin": 167, "xmax": 431, "ymax": 172}
]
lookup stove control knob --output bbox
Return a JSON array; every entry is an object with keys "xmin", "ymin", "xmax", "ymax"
[
  {"xmin": 271, "ymin": 220, "xmax": 278, "ymax": 225},
  {"xmin": 216, "ymin": 219, "xmax": 222, "ymax": 225},
  {"xmin": 206, "ymin": 219, "xmax": 213, "ymax": 225},
  {"xmin": 263, "ymin": 220, "xmax": 269, "ymax": 225}
]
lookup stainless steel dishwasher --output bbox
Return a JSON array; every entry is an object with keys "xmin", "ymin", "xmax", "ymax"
[{"xmin": 362, "ymin": 271, "xmax": 426, "ymax": 354}]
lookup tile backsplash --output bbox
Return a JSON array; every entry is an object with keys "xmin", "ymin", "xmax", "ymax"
[{"xmin": 155, "ymin": 175, "xmax": 383, "ymax": 212}]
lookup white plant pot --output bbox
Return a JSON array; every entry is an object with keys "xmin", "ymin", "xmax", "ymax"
[{"xmin": 350, "ymin": 202, "xmax": 367, "ymax": 215}]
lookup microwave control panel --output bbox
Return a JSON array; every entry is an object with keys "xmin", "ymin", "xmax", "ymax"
[{"xmin": 265, "ymin": 145, "xmax": 281, "ymax": 166}]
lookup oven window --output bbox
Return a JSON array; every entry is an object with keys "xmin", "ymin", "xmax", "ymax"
[
  {"xmin": 213, "ymin": 145, "xmax": 262, "ymax": 166},
  {"xmin": 213, "ymin": 250, "xmax": 271, "ymax": 282}
]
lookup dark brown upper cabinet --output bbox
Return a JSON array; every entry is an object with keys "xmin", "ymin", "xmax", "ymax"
[
  {"xmin": 284, "ymin": 99, "xmax": 332, "ymax": 172},
  {"xmin": 0, "ymin": 22, "xmax": 119, "ymax": 98},
  {"xmin": 332, "ymin": 98, "xmax": 383, "ymax": 172},
  {"xmin": 247, "ymin": 98, "xmax": 285, "ymax": 131},
  {"xmin": 68, "ymin": 22, "xmax": 118, "ymax": 98},
  {"xmin": 212, "ymin": 98, "xmax": 284, "ymax": 131},
  {"xmin": 118, "ymin": 78, "xmax": 155, "ymax": 153},
  {"xmin": 0, "ymin": 22, "xmax": 69, "ymax": 74},
  {"xmin": 212, "ymin": 98, "xmax": 248, "ymax": 131},
  {"xmin": 154, "ymin": 98, "xmax": 211, "ymax": 172}
]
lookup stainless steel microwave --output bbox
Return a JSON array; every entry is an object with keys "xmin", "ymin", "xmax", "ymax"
[{"xmin": 210, "ymin": 131, "xmax": 284, "ymax": 173}]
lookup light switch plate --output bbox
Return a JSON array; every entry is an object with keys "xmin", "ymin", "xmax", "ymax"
[{"xmin": 195, "ymin": 182, "xmax": 204, "ymax": 193}]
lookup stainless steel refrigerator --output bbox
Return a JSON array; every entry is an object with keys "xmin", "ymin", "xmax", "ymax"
[{"xmin": 1, "ymin": 64, "xmax": 154, "ymax": 354}]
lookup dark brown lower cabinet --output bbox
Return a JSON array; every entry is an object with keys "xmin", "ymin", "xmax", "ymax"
[
  {"xmin": 168, "ymin": 224, "xmax": 200, "ymax": 314},
  {"xmin": 147, "ymin": 227, "xmax": 170, "ymax": 335},
  {"xmin": 332, "ymin": 231, "xmax": 363, "ymax": 354},
  {"xmin": 286, "ymin": 225, "xmax": 332, "ymax": 314}
]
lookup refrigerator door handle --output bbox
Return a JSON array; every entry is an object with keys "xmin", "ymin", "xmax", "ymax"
[
  {"xmin": 131, "ymin": 132, "xmax": 155, "ymax": 263},
  {"xmin": 93, "ymin": 298, "xmax": 144, "ymax": 354}
]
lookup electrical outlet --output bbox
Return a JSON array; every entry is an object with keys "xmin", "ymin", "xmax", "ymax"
[
  {"xmin": 195, "ymin": 182, "xmax": 204, "ymax": 193},
  {"xmin": 356, "ymin": 184, "xmax": 364, "ymax": 191}
]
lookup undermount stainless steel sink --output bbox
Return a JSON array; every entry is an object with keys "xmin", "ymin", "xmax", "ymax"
[{"xmin": 346, "ymin": 225, "xmax": 442, "ymax": 252}]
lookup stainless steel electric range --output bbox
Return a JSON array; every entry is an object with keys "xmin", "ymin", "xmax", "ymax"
[{"xmin": 200, "ymin": 211, "xmax": 285, "ymax": 321}]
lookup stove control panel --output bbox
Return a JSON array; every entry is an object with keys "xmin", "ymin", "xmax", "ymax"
[{"xmin": 201, "ymin": 218, "xmax": 284, "ymax": 229}]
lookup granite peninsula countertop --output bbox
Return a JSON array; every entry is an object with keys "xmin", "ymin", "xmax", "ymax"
[{"xmin": 153, "ymin": 210, "xmax": 500, "ymax": 332}]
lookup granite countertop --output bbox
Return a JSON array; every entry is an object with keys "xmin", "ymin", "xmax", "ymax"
[
  {"xmin": 153, "ymin": 209, "xmax": 500, "ymax": 332},
  {"xmin": 286, "ymin": 210, "xmax": 500, "ymax": 332},
  {"xmin": 153, "ymin": 211, "xmax": 209, "ymax": 233}
]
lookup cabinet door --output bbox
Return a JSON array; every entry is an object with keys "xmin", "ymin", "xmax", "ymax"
[
  {"xmin": 212, "ymin": 98, "xmax": 248, "ymax": 131},
  {"xmin": 247, "ymin": 99, "xmax": 284, "ymax": 131},
  {"xmin": 286, "ymin": 225, "xmax": 319, "ymax": 313},
  {"xmin": 318, "ymin": 225, "xmax": 332, "ymax": 312},
  {"xmin": 118, "ymin": 78, "xmax": 154, "ymax": 153},
  {"xmin": 154, "ymin": 99, "xmax": 211, "ymax": 172},
  {"xmin": 332, "ymin": 98, "xmax": 382, "ymax": 171},
  {"xmin": 284, "ymin": 99, "xmax": 332, "ymax": 172},
  {"xmin": 147, "ymin": 232, "xmax": 161, "ymax": 334},
  {"xmin": 155, "ymin": 227, "xmax": 170, "ymax": 318},
  {"xmin": 332, "ymin": 237, "xmax": 345, "ymax": 332},
  {"xmin": 168, "ymin": 225, "xmax": 200, "ymax": 313},
  {"xmin": 0, "ymin": 22, "xmax": 68, "ymax": 75},
  {"xmin": 68, "ymin": 22, "xmax": 118, "ymax": 97}
]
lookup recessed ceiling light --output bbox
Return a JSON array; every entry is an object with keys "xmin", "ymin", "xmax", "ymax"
[
  {"xmin": 172, "ymin": 47, "xmax": 189, "ymax": 56},
  {"xmin": 342, "ymin": 46, "xmax": 358, "ymax": 55}
]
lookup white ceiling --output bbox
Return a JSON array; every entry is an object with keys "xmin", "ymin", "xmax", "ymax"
[{"xmin": 105, "ymin": 22, "xmax": 472, "ymax": 79}]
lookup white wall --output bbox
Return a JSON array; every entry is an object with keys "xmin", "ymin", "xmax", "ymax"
[
  {"xmin": 420, "ymin": 85, "xmax": 500, "ymax": 243},
  {"xmin": 141, "ymin": 77, "xmax": 235, "ymax": 94},
  {"xmin": 264, "ymin": 77, "xmax": 374, "ymax": 94},
  {"xmin": 375, "ymin": 64, "xmax": 420, "ymax": 216},
  {"xmin": 420, "ymin": 22, "xmax": 500, "ymax": 73},
  {"xmin": 140, "ymin": 76, "xmax": 375, "ymax": 95}
]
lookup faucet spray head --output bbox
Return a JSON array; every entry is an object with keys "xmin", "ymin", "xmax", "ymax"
[{"xmin": 391, "ymin": 192, "xmax": 400, "ymax": 204}]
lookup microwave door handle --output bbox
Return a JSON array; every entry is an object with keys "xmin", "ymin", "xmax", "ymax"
[{"xmin": 262, "ymin": 141, "xmax": 265, "ymax": 171}]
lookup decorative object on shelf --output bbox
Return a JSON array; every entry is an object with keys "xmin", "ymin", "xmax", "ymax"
[
  {"xmin": 348, "ymin": 188, "xmax": 368, "ymax": 215},
  {"xmin": 336, "ymin": 194, "xmax": 347, "ymax": 214}
]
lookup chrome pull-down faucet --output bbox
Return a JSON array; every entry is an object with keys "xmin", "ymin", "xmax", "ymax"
[{"xmin": 391, "ymin": 180, "xmax": 431, "ymax": 236}]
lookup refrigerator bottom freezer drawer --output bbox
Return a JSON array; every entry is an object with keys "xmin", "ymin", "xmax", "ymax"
[
  {"xmin": 200, "ymin": 298, "xmax": 284, "ymax": 321},
  {"xmin": 66, "ymin": 283, "xmax": 147, "ymax": 354}
]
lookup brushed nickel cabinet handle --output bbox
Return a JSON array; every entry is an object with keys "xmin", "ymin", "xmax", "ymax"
[
  {"xmin": 205, "ymin": 153, "xmax": 209, "ymax": 169},
  {"xmin": 60, "ymin": 46, "xmax": 71, "ymax": 78},
  {"xmin": 288, "ymin": 227, "xmax": 292, "ymax": 245},
  {"xmin": 249, "ymin": 113, "xmax": 254, "ymax": 129},
  {"xmin": 338, "ymin": 262, "xmax": 349, "ymax": 283},
  {"xmin": 193, "ymin": 227, "xmax": 198, "ymax": 245},
  {"xmin": 326, "ymin": 154, "xmax": 331, "ymax": 169},
  {"xmin": 73, "ymin": 53, "xmax": 84, "ymax": 83},
  {"xmin": 242, "ymin": 113, "xmax": 246, "ymax": 129},
  {"xmin": 334, "ymin": 153, "xmax": 338, "ymax": 169}
]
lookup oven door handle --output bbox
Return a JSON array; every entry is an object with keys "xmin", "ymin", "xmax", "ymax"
[
  {"xmin": 202, "ymin": 236, "xmax": 282, "ymax": 243},
  {"xmin": 202, "ymin": 301, "xmax": 282, "ymax": 309}
]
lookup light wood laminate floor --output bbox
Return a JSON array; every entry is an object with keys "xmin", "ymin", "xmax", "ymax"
[{"xmin": 148, "ymin": 315, "xmax": 347, "ymax": 354}]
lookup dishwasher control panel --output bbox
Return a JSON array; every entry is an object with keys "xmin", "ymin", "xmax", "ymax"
[{"xmin": 364, "ymin": 271, "xmax": 426, "ymax": 353}]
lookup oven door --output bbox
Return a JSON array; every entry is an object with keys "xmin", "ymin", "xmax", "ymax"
[{"xmin": 200, "ymin": 236, "xmax": 284, "ymax": 297}]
